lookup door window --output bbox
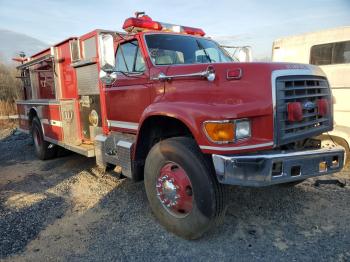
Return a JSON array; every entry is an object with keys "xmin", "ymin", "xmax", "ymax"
[{"xmin": 116, "ymin": 40, "xmax": 145, "ymax": 73}]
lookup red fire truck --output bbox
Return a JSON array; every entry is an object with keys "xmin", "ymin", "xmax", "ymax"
[{"xmin": 14, "ymin": 13, "xmax": 344, "ymax": 239}]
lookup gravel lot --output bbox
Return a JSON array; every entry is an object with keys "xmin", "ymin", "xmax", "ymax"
[{"xmin": 0, "ymin": 127, "xmax": 349, "ymax": 261}]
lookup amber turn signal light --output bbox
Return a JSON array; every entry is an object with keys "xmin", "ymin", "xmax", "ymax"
[{"xmin": 203, "ymin": 121, "xmax": 235, "ymax": 143}]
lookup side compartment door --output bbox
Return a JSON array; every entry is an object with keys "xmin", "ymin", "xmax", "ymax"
[{"xmin": 105, "ymin": 39, "xmax": 151, "ymax": 132}]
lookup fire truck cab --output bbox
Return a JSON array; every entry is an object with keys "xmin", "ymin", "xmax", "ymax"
[{"xmin": 15, "ymin": 13, "xmax": 344, "ymax": 239}]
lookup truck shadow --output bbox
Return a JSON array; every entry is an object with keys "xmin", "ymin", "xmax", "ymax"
[
  {"xmin": 0, "ymin": 194, "xmax": 67, "ymax": 259},
  {"xmin": 65, "ymin": 178, "xmax": 337, "ymax": 260},
  {"xmin": 1, "ymin": 132, "xmax": 348, "ymax": 260}
]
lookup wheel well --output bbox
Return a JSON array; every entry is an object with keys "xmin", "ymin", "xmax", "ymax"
[
  {"xmin": 28, "ymin": 108, "xmax": 37, "ymax": 131},
  {"xmin": 133, "ymin": 116, "xmax": 194, "ymax": 181}
]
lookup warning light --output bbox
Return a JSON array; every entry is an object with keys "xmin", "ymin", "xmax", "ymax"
[
  {"xmin": 287, "ymin": 102, "xmax": 303, "ymax": 122},
  {"xmin": 123, "ymin": 12, "xmax": 205, "ymax": 36}
]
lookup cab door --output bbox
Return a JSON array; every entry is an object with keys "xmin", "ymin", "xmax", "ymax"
[{"xmin": 105, "ymin": 38, "xmax": 151, "ymax": 132}]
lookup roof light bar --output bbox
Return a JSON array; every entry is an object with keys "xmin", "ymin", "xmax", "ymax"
[{"xmin": 123, "ymin": 13, "xmax": 205, "ymax": 36}]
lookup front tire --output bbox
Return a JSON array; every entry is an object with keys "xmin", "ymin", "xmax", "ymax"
[
  {"xmin": 144, "ymin": 137, "xmax": 227, "ymax": 239},
  {"xmin": 31, "ymin": 117, "xmax": 57, "ymax": 160}
]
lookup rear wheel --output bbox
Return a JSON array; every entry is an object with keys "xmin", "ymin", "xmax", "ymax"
[
  {"xmin": 144, "ymin": 137, "xmax": 227, "ymax": 239},
  {"xmin": 31, "ymin": 117, "xmax": 57, "ymax": 160}
]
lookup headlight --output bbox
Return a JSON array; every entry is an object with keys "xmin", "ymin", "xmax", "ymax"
[
  {"xmin": 235, "ymin": 119, "xmax": 251, "ymax": 140},
  {"xmin": 203, "ymin": 119, "xmax": 251, "ymax": 143}
]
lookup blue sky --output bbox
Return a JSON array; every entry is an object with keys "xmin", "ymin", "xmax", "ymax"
[{"xmin": 0, "ymin": 0, "xmax": 349, "ymax": 59}]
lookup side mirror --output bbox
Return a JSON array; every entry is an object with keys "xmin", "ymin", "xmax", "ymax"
[
  {"xmin": 236, "ymin": 46, "xmax": 252, "ymax": 62},
  {"xmin": 99, "ymin": 33, "xmax": 117, "ymax": 85},
  {"xmin": 221, "ymin": 45, "xmax": 253, "ymax": 62},
  {"xmin": 99, "ymin": 70, "xmax": 117, "ymax": 85}
]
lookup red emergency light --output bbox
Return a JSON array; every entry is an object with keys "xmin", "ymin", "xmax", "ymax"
[
  {"xmin": 317, "ymin": 98, "xmax": 329, "ymax": 116},
  {"xmin": 123, "ymin": 13, "xmax": 205, "ymax": 36},
  {"xmin": 123, "ymin": 15, "xmax": 162, "ymax": 32},
  {"xmin": 287, "ymin": 102, "xmax": 303, "ymax": 122}
]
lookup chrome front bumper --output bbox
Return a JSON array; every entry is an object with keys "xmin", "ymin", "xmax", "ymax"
[{"xmin": 212, "ymin": 147, "xmax": 344, "ymax": 187}]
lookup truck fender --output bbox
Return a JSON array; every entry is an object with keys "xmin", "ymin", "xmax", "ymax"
[{"xmin": 137, "ymin": 102, "xmax": 205, "ymax": 146}]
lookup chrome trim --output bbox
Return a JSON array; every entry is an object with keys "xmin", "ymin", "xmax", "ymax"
[
  {"xmin": 212, "ymin": 146, "xmax": 344, "ymax": 187},
  {"xmin": 226, "ymin": 68, "xmax": 242, "ymax": 80},
  {"xmin": 44, "ymin": 136, "xmax": 95, "ymax": 157},
  {"xmin": 71, "ymin": 58, "xmax": 96, "ymax": 68},
  {"xmin": 151, "ymin": 65, "xmax": 215, "ymax": 82},
  {"xmin": 16, "ymin": 100, "xmax": 60, "ymax": 105},
  {"xmin": 214, "ymin": 146, "xmax": 343, "ymax": 159},
  {"xmin": 117, "ymin": 140, "xmax": 133, "ymax": 148},
  {"xmin": 202, "ymin": 118, "xmax": 251, "ymax": 144},
  {"xmin": 199, "ymin": 142, "xmax": 273, "ymax": 151},
  {"xmin": 16, "ymin": 54, "xmax": 54, "ymax": 70},
  {"xmin": 270, "ymin": 67, "xmax": 328, "ymax": 146},
  {"xmin": 41, "ymin": 118, "xmax": 62, "ymax": 127},
  {"xmin": 107, "ymin": 120, "xmax": 139, "ymax": 130},
  {"xmin": 202, "ymin": 120, "xmax": 233, "ymax": 144}
]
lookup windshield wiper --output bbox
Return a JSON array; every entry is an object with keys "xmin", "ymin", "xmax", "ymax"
[{"xmin": 196, "ymin": 40, "xmax": 212, "ymax": 63}]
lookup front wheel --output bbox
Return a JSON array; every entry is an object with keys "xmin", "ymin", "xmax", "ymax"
[{"xmin": 144, "ymin": 137, "xmax": 227, "ymax": 239}]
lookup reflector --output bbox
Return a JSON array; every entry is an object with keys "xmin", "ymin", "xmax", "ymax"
[
  {"xmin": 287, "ymin": 102, "xmax": 303, "ymax": 122},
  {"xmin": 317, "ymin": 98, "xmax": 329, "ymax": 116}
]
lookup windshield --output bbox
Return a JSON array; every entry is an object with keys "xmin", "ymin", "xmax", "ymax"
[{"xmin": 145, "ymin": 34, "xmax": 233, "ymax": 65}]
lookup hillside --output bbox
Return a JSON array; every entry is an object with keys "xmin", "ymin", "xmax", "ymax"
[{"xmin": 0, "ymin": 29, "xmax": 48, "ymax": 64}]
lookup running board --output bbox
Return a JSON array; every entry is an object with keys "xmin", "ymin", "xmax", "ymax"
[{"xmin": 45, "ymin": 136, "xmax": 95, "ymax": 157}]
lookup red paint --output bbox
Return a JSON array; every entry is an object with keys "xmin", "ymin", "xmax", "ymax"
[
  {"xmin": 123, "ymin": 17, "xmax": 162, "ymax": 32},
  {"xmin": 106, "ymin": 35, "xmax": 151, "ymax": 131},
  {"xmin": 157, "ymin": 162, "xmax": 193, "ymax": 215},
  {"xmin": 227, "ymin": 68, "xmax": 242, "ymax": 79},
  {"xmin": 317, "ymin": 98, "xmax": 329, "ymax": 116},
  {"xmin": 15, "ymin": 22, "xmax": 328, "ymax": 158},
  {"xmin": 42, "ymin": 104, "xmax": 61, "ymax": 121},
  {"xmin": 57, "ymin": 40, "xmax": 77, "ymax": 99},
  {"xmin": 182, "ymin": 26, "xmax": 205, "ymax": 36},
  {"xmin": 287, "ymin": 102, "xmax": 303, "ymax": 122},
  {"xmin": 43, "ymin": 124, "xmax": 62, "ymax": 140}
]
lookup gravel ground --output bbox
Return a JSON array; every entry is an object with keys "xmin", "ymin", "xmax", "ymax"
[{"xmin": 0, "ymin": 128, "xmax": 349, "ymax": 261}]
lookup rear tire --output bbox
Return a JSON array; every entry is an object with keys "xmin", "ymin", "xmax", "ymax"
[
  {"xmin": 144, "ymin": 137, "xmax": 227, "ymax": 239},
  {"xmin": 31, "ymin": 117, "xmax": 57, "ymax": 160}
]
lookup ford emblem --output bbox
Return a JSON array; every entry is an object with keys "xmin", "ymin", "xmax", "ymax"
[{"xmin": 303, "ymin": 101, "xmax": 316, "ymax": 110}]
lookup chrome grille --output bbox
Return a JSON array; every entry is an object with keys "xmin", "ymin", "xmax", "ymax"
[{"xmin": 276, "ymin": 76, "xmax": 333, "ymax": 145}]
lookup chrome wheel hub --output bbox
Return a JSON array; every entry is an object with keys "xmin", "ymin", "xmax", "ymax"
[{"xmin": 156, "ymin": 162, "xmax": 193, "ymax": 217}]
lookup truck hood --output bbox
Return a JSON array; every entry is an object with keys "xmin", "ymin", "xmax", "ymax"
[{"xmin": 159, "ymin": 62, "xmax": 324, "ymax": 119}]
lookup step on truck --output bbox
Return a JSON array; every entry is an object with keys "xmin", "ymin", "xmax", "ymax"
[{"xmin": 14, "ymin": 12, "xmax": 344, "ymax": 239}]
